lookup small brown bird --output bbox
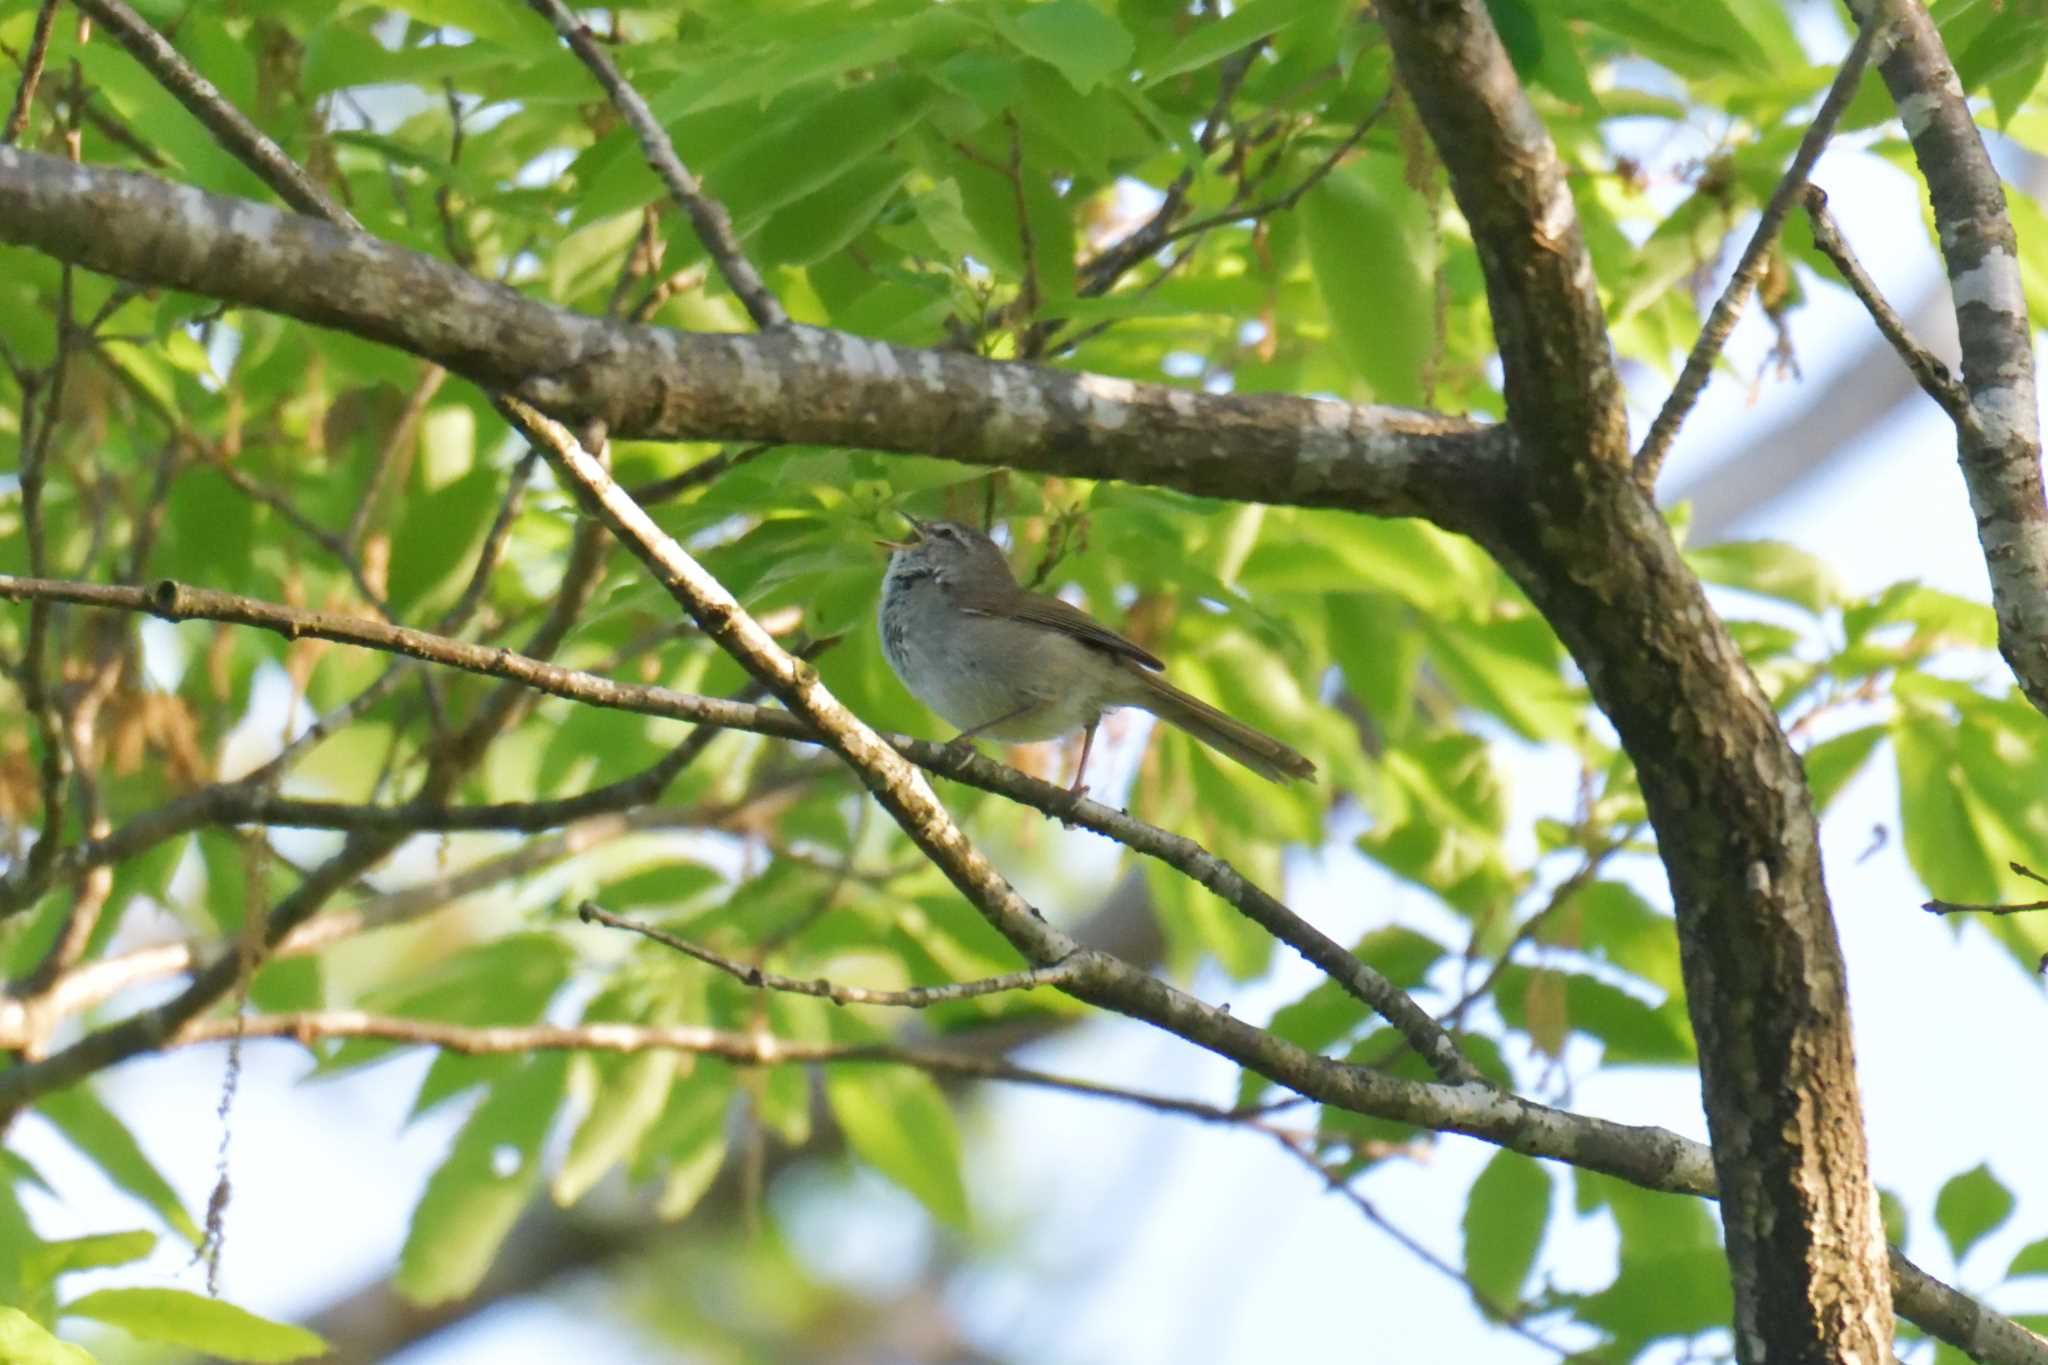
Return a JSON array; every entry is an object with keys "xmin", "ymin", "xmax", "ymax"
[{"xmin": 877, "ymin": 517, "xmax": 1316, "ymax": 791}]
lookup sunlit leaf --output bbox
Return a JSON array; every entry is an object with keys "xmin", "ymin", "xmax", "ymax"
[
  {"xmin": 62, "ymin": 1288, "xmax": 326, "ymax": 1363},
  {"xmin": 824, "ymin": 1068, "xmax": 968, "ymax": 1227},
  {"xmin": 1463, "ymin": 1150, "xmax": 1551, "ymax": 1308},
  {"xmin": 1936, "ymin": 1163, "xmax": 2016, "ymax": 1264},
  {"xmin": 397, "ymin": 1053, "xmax": 569, "ymax": 1305},
  {"xmin": 0, "ymin": 1307, "xmax": 97, "ymax": 1365}
]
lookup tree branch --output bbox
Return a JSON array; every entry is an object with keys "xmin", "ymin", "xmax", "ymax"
[
  {"xmin": 69, "ymin": 0, "xmax": 358, "ymax": 229},
  {"xmin": 0, "ymin": 514, "xmax": 617, "ymax": 1116},
  {"xmin": 1378, "ymin": 0, "xmax": 1894, "ymax": 1356},
  {"xmin": 152, "ymin": 1011, "xmax": 2048, "ymax": 1364},
  {"xmin": 1801, "ymin": 185, "xmax": 1971, "ymax": 423},
  {"xmin": 519, "ymin": 0, "xmax": 786, "ymax": 330},
  {"xmin": 1850, "ymin": 0, "xmax": 2048, "ymax": 718},
  {"xmin": 578, "ymin": 902, "xmax": 1080, "ymax": 1007},
  {"xmin": 1375, "ymin": 0, "xmax": 1628, "ymax": 477},
  {"xmin": 0, "ymin": 148, "xmax": 1502, "ymax": 526},
  {"xmin": 0, "ymin": 568, "xmax": 1481, "ymax": 1086},
  {"xmin": 1633, "ymin": 12, "xmax": 1885, "ymax": 486},
  {"xmin": 170, "ymin": 1011, "xmax": 1327, "ymax": 1128},
  {"xmin": 1, "ymin": 0, "xmax": 58, "ymax": 146}
]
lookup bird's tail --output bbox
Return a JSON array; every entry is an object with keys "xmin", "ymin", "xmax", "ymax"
[{"xmin": 1126, "ymin": 668, "xmax": 1317, "ymax": 784}]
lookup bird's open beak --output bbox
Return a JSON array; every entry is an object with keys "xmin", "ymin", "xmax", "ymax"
[{"xmin": 874, "ymin": 513, "xmax": 926, "ymax": 553}]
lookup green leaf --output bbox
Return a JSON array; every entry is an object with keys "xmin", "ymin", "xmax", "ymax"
[
  {"xmin": 386, "ymin": 461, "xmax": 501, "ymax": 617},
  {"xmin": 1462, "ymin": 1150, "xmax": 1550, "ymax": 1308},
  {"xmin": 153, "ymin": 469, "xmax": 258, "ymax": 587},
  {"xmin": 707, "ymin": 74, "xmax": 933, "ymax": 233},
  {"xmin": 2009, "ymin": 1235, "xmax": 2048, "ymax": 1279},
  {"xmin": 1486, "ymin": 0, "xmax": 1600, "ymax": 106},
  {"xmin": 1892, "ymin": 711, "xmax": 2002, "ymax": 904},
  {"xmin": 0, "ymin": 1307, "xmax": 96, "ymax": 1365},
  {"xmin": 1420, "ymin": 616, "xmax": 1582, "ymax": 742},
  {"xmin": 398, "ymin": 1053, "xmax": 568, "ymax": 1305},
  {"xmin": 636, "ymin": 1063, "xmax": 735, "ymax": 1221},
  {"xmin": 1143, "ymin": 0, "xmax": 1310, "ymax": 85},
  {"xmin": 1688, "ymin": 539, "xmax": 1843, "ymax": 613},
  {"xmin": 1245, "ymin": 932, "xmax": 1446, "ymax": 1103},
  {"xmin": 1303, "ymin": 162, "xmax": 1434, "ymax": 406},
  {"xmin": 1567, "ymin": 0, "xmax": 1779, "ymax": 75},
  {"xmin": 991, "ymin": 0, "xmax": 1135, "ymax": 93},
  {"xmin": 824, "ymin": 1067, "xmax": 968, "ymax": 1226},
  {"xmin": 649, "ymin": 18, "xmax": 922, "ymax": 118},
  {"xmin": 1573, "ymin": 1172, "xmax": 1730, "ymax": 1344},
  {"xmin": 1880, "ymin": 1187, "xmax": 1908, "ymax": 1248},
  {"xmin": 34, "ymin": 1086, "xmax": 202, "ymax": 1245},
  {"xmin": 62, "ymin": 1288, "xmax": 326, "ymax": 1363},
  {"xmin": 1935, "ymin": 1163, "xmax": 2015, "ymax": 1263},
  {"xmin": 26, "ymin": 1230, "xmax": 157, "ymax": 1281},
  {"xmin": 552, "ymin": 1052, "xmax": 676, "ymax": 1207},
  {"xmin": 1570, "ymin": 881, "xmax": 1682, "ymax": 996},
  {"xmin": 376, "ymin": 0, "xmax": 548, "ymax": 48},
  {"xmin": 754, "ymin": 160, "xmax": 910, "ymax": 269},
  {"xmin": 1496, "ymin": 967, "xmax": 1692, "ymax": 1063},
  {"xmin": 1801, "ymin": 725, "xmax": 1886, "ymax": 813}
]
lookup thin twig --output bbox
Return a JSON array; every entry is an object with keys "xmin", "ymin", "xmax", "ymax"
[
  {"xmin": 0, "ymin": 510, "xmax": 619, "ymax": 1112},
  {"xmin": 0, "ymin": 566, "xmax": 1476, "ymax": 1085},
  {"xmin": 604, "ymin": 205, "xmax": 663, "ymax": 320},
  {"xmin": 1633, "ymin": 12, "xmax": 1885, "ymax": 485},
  {"xmin": 171, "ymin": 1009, "xmax": 1276, "ymax": 1125},
  {"xmin": 521, "ymin": 0, "xmax": 787, "ymax": 329},
  {"xmin": 1004, "ymin": 113, "xmax": 1042, "ymax": 354},
  {"xmin": 70, "ymin": 0, "xmax": 357, "ymax": 229},
  {"xmin": 1801, "ymin": 184, "xmax": 1973, "ymax": 426},
  {"xmin": 439, "ymin": 445, "xmax": 540, "ymax": 633},
  {"xmin": 15, "ymin": 258, "xmax": 74, "ymax": 895},
  {"xmin": 1073, "ymin": 40, "xmax": 1261, "ymax": 297},
  {"xmin": 1148, "ymin": 94, "xmax": 1393, "ymax": 253},
  {"xmin": 1922, "ymin": 899, "xmax": 2048, "ymax": 917},
  {"xmin": 1271, "ymin": 1133, "xmax": 1573, "ymax": 1359},
  {"xmin": 344, "ymin": 364, "xmax": 447, "ymax": 553},
  {"xmin": 581, "ymin": 902, "xmax": 1078, "ymax": 1007},
  {"xmin": 626, "ymin": 443, "xmax": 773, "ymax": 505},
  {"xmin": 2, "ymin": 0, "xmax": 60, "ymax": 146},
  {"xmin": 1926, "ymin": 864, "xmax": 2048, "ymax": 915},
  {"xmin": 207, "ymin": 453, "xmax": 390, "ymax": 615}
]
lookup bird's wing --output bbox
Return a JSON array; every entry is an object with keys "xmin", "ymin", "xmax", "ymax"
[{"xmin": 961, "ymin": 590, "xmax": 1166, "ymax": 671}]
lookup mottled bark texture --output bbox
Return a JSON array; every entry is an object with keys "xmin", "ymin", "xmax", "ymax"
[
  {"xmin": 0, "ymin": 148, "xmax": 1501, "ymax": 526},
  {"xmin": 1375, "ymin": 1, "xmax": 1893, "ymax": 1359},
  {"xmin": 1853, "ymin": 0, "xmax": 2048, "ymax": 717}
]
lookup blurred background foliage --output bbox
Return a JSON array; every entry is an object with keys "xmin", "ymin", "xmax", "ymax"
[{"xmin": 1, "ymin": 0, "xmax": 2047, "ymax": 1359}]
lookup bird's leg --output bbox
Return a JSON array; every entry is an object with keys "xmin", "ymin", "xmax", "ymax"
[{"xmin": 1067, "ymin": 718, "xmax": 1097, "ymax": 798}]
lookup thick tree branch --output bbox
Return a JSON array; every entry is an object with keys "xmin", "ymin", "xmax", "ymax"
[
  {"xmin": 1849, "ymin": 0, "xmax": 2048, "ymax": 718},
  {"xmin": 0, "ymin": 149, "xmax": 1502, "ymax": 527},
  {"xmin": 1379, "ymin": 1, "xmax": 1893, "ymax": 1358},
  {"xmin": 1375, "ymin": 0, "xmax": 1628, "ymax": 477}
]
